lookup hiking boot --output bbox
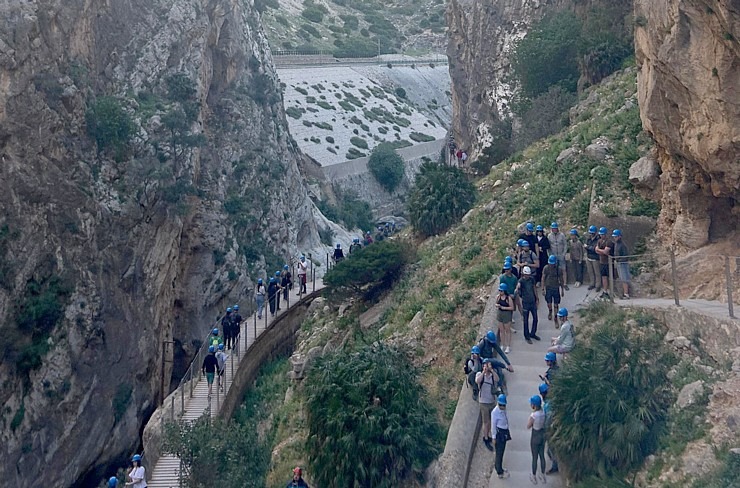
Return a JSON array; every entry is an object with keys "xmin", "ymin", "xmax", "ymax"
[
  {"xmin": 472, "ymin": 391, "xmax": 478, "ymax": 401},
  {"xmin": 539, "ymin": 473, "xmax": 547, "ymax": 484},
  {"xmin": 510, "ymin": 326, "xmax": 517, "ymax": 334},
  {"xmin": 504, "ymin": 346, "xmax": 511, "ymax": 354},
  {"xmin": 564, "ymin": 285, "xmax": 570, "ymax": 291},
  {"xmin": 587, "ymin": 285, "xmax": 595, "ymax": 290},
  {"xmin": 574, "ymin": 281, "xmax": 581, "ymax": 288},
  {"xmin": 530, "ymin": 473, "xmax": 538, "ymax": 485},
  {"xmin": 498, "ymin": 470, "xmax": 510, "ymax": 479},
  {"xmin": 547, "ymin": 311, "xmax": 552, "ymax": 320},
  {"xmin": 621, "ymin": 294, "xmax": 630, "ymax": 300},
  {"xmin": 526, "ymin": 338, "xmax": 533, "ymax": 344},
  {"xmin": 483, "ymin": 437, "xmax": 493, "ymax": 451},
  {"xmin": 531, "ymin": 334, "xmax": 541, "ymax": 341}
]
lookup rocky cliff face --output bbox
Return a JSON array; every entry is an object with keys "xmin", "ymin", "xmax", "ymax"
[
  {"xmin": 634, "ymin": 0, "xmax": 739, "ymax": 249},
  {"xmin": 0, "ymin": 1, "xmax": 322, "ymax": 486}
]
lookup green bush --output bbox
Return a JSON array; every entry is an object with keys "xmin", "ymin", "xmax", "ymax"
[
  {"xmin": 300, "ymin": 23, "xmax": 321, "ymax": 38},
  {"xmin": 367, "ymin": 144, "xmax": 405, "ymax": 192},
  {"xmin": 86, "ymin": 96, "xmax": 135, "ymax": 157},
  {"xmin": 515, "ymin": 86, "xmax": 577, "ymax": 150},
  {"xmin": 323, "ymin": 240, "xmax": 410, "ymax": 298},
  {"xmin": 285, "ymin": 106, "xmax": 304, "ymax": 119},
  {"xmin": 407, "ymin": 162, "xmax": 476, "ymax": 237},
  {"xmin": 317, "ymin": 189, "xmax": 373, "ymax": 232},
  {"xmin": 350, "ymin": 136, "xmax": 368, "ymax": 149},
  {"xmin": 301, "ymin": 5, "xmax": 326, "ymax": 23},
  {"xmin": 550, "ymin": 307, "xmax": 673, "ymax": 482},
  {"xmin": 254, "ymin": 0, "xmax": 279, "ymax": 12},
  {"xmin": 395, "ymin": 87, "xmax": 407, "ymax": 99},
  {"xmin": 305, "ymin": 344, "xmax": 442, "ymax": 488},
  {"xmin": 334, "ymin": 37, "xmax": 377, "ymax": 58},
  {"xmin": 409, "ymin": 132, "xmax": 435, "ymax": 143},
  {"xmin": 340, "ymin": 14, "xmax": 359, "ymax": 30}
]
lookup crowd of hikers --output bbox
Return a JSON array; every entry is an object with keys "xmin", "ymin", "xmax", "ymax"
[{"xmin": 464, "ymin": 221, "xmax": 630, "ymax": 483}]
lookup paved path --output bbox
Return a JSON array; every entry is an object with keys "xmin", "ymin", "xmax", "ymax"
[
  {"xmin": 148, "ymin": 282, "xmax": 323, "ymax": 488},
  {"xmin": 465, "ymin": 284, "xmax": 595, "ymax": 488},
  {"xmin": 617, "ymin": 297, "xmax": 737, "ymax": 321}
]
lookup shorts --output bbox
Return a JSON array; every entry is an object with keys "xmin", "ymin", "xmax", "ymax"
[
  {"xmin": 617, "ymin": 262, "xmax": 631, "ymax": 283},
  {"xmin": 497, "ymin": 309, "xmax": 513, "ymax": 324},
  {"xmin": 600, "ymin": 263, "xmax": 610, "ymax": 277},
  {"xmin": 545, "ymin": 287, "xmax": 561, "ymax": 305},
  {"xmin": 480, "ymin": 402, "xmax": 495, "ymax": 420},
  {"xmin": 552, "ymin": 345, "xmax": 572, "ymax": 354},
  {"xmin": 206, "ymin": 372, "xmax": 215, "ymax": 384}
]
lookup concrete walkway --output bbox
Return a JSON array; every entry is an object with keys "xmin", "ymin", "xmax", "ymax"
[
  {"xmin": 617, "ymin": 297, "xmax": 737, "ymax": 321},
  {"xmin": 147, "ymin": 283, "xmax": 322, "ymax": 488},
  {"xmin": 464, "ymin": 285, "xmax": 594, "ymax": 488}
]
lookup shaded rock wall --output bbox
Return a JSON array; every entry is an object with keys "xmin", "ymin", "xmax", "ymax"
[
  {"xmin": 0, "ymin": 0, "xmax": 322, "ymax": 486},
  {"xmin": 634, "ymin": 0, "xmax": 739, "ymax": 249}
]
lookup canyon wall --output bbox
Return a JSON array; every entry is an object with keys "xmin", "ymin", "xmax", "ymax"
[
  {"xmin": 634, "ymin": 0, "xmax": 739, "ymax": 248},
  {"xmin": 0, "ymin": 0, "xmax": 322, "ymax": 485}
]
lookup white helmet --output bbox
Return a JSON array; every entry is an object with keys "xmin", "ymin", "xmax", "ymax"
[{"xmin": 523, "ymin": 266, "xmax": 532, "ymax": 275}]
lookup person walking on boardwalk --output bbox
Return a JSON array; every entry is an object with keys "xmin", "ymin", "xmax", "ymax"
[
  {"xmin": 476, "ymin": 359, "xmax": 500, "ymax": 451},
  {"xmin": 499, "ymin": 260, "xmax": 520, "ymax": 329},
  {"xmin": 231, "ymin": 305, "xmax": 242, "ymax": 348},
  {"xmin": 517, "ymin": 266, "xmax": 539, "ymax": 343},
  {"xmin": 202, "ymin": 346, "xmax": 218, "ymax": 397},
  {"xmin": 567, "ymin": 229, "xmax": 585, "ymax": 287},
  {"xmin": 495, "ymin": 283, "xmax": 515, "ymax": 354},
  {"xmin": 281, "ymin": 265, "xmax": 292, "ymax": 303},
  {"xmin": 492, "ymin": 394, "xmax": 511, "ymax": 479},
  {"xmin": 255, "ymin": 278, "xmax": 266, "ymax": 319},
  {"xmin": 612, "ymin": 229, "xmax": 631, "ymax": 299},
  {"xmin": 547, "ymin": 222, "xmax": 568, "ymax": 290},
  {"xmin": 349, "ymin": 237, "xmax": 363, "ymax": 254},
  {"xmin": 221, "ymin": 307, "xmax": 233, "ymax": 350},
  {"xmin": 333, "ymin": 243, "xmax": 345, "ymax": 263},
  {"xmin": 210, "ymin": 328, "xmax": 223, "ymax": 350},
  {"xmin": 595, "ymin": 227, "xmax": 614, "ymax": 298},
  {"xmin": 275, "ymin": 271, "xmax": 283, "ymax": 311},
  {"xmin": 296, "ymin": 256, "xmax": 308, "ymax": 295},
  {"xmin": 287, "ymin": 466, "xmax": 310, "ymax": 488},
  {"xmin": 215, "ymin": 344, "xmax": 228, "ymax": 392},
  {"xmin": 541, "ymin": 255, "xmax": 564, "ymax": 322},
  {"xmin": 534, "ymin": 225, "xmax": 550, "ymax": 284},
  {"xmin": 267, "ymin": 277, "xmax": 279, "ymax": 317},
  {"xmin": 584, "ymin": 225, "xmax": 601, "ymax": 291},
  {"xmin": 539, "ymin": 383, "xmax": 559, "ymax": 474},
  {"xmin": 126, "ymin": 454, "xmax": 147, "ymax": 488},
  {"xmin": 528, "ymin": 395, "xmax": 547, "ymax": 484}
]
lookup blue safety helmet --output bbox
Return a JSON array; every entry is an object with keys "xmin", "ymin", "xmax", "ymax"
[
  {"xmin": 218, "ymin": 343, "xmax": 224, "ymax": 350},
  {"xmin": 300, "ymin": 255, "xmax": 306, "ymax": 262},
  {"xmin": 588, "ymin": 225, "xmax": 597, "ymax": 233},
  {"xmin": 353, "ymin": 237, "xmax": 360, "ymax": 243},
  {"xmin": 557, "ymin": 307, "xmax": 568, "ymax": 317},
  {"xmin": 516, "ymin": 239, "xmax": 525, "ymax": 247},
  {"xmin": 486, "ymin": 330, "xmax": 497, "ymax": 344},
  {"xmin": 471, "ymin": 346, "xmax": 481, "ymax": 355},
  {"xmin": 551, "ymin": 222, "xmax": 559, "ymax": 229},
  {"xmin": 132, "ymin": 454, "xmax": 142, "ymax": 463},
  {"xmin": 612, "ymin": 229, "xmax": 622, "ymax": 237},
  {"xmin": 212, "ymin": 328, "xmax": 219, "ymax": 335},
  {"xmin": 570, "ymin": 229, "xmax": 578, "ymax": 235},
  {"xmin": 504, "ymin": 256, "xmax": 513, "ymax": 263},
  {"xmin": 498, "ymin": 283, "xmax": 508, "ymax": 292},
  {"xmin": 545, "ymin": 352, "xmax": 557, "ymax": 362},
  {"xmin": 209, "ymin": 345, "xmax": 215, "ymax": 353},
  {"xmin": 598, "ymin": 226, "xmax": 608, "ymax": 235},
  {"xmin": 108, "ymin": 477, "xmax": 118, "ymax": 488},
  {"xmin": 497, "ymin": 394, "xmax": 507, "ymax": 405},
  {"xmin": 536, "ymin": 225, "xmax": 544, "ymax": 232},
  {"xmin": 226, "ymin": 307, "xmax": 232, "ymax": 313},
  {"xmin": 233, "ymin": 305, "xmax": 239, "ymax": 311},
  {"xmin": 336, "ymin": 243, "xmax": 341, "ymax": 248},
  {"xmin": 284, "ymin": 264, "xmax": 289, "ymax": 270},
  {"xmin": 530, "ymin": 395, "xmax": 542, "ymax": 407},
  {"xmin": 275, "ymin": 271, "xmax": 281, "ymax": 277},
  {"xmin": 548, "ymin": 255, "xmax": 557, "ymax": 265},
  {"xmin": 539, "ymin": 383, "xmax": 549, "ymax": 394},
  {"xmin": 257, "ymin": 278, "xmax": 263, "ymax": 284},
  {"xmin": 526, "ymin": 222, "xmax": 534, "ymax": 232},
  {"xmin": 269, "ymin": 277, "xmax": 276, "ymax": 283},
  {"xmin": 503, "ymin": 262, "xmax": 512, "ymax": 270}
]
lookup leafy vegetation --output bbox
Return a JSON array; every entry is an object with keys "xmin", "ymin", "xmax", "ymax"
[
  {"xmin": 316, "ymin": 188, "xmax": 373, "ymax": 232},
  {"xmin": 86, "ymin": 96, "xmax": 135, "ymax": 159},
  {"xmin": 367, "ymin": 143, "xmax": 404, "ymax": 192},
  {"xmin": 305, "ymin": 344, "xmax": 442, "ymax": 488},
  {"xmin": 408, "ymin": 162, "xmax": 476, "ymax": 237}
]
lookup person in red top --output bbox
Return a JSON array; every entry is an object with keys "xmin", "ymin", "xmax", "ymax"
[{"xmin": 286, "ymin": 466, "xmax": 309, "ymax": 487}]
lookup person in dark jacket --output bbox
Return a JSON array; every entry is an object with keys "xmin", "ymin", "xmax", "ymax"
[
  {"xmin": 286, "ymin": 466, "xmax": 309, "ymax": 488},
  {"xmin": 231, "ymin": 305, "xmax": 242, "ymax": 348},
  {"xmin": 221, "ymin": 307, "xmax": 233, "ymax": 350},
  {"xmin": 584, "ymin": 225, "xmax": 601, "ymax": 291},
  {"xmin": 333, "ymin": 243, "xmax": 344, "ymax": 263},
  {"xmin": 202, "ymin": 346, "xmax": 219, "ymax": 397},
  {"xmin": 281, "ymin": 265, "xmax": 292, "ymax": 303},
  {"xmin": 534, "ymin": 225, "xmax": 551, "ymax": 284},
  {"xmin": 267, "ymin": 277, "xmax": 279, "ymax": 317}
]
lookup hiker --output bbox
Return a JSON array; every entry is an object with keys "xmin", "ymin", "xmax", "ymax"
[
  {"xmin": 476, "ymin": 330, "xmax": 514, "ymax": 376},
  {"xmin": 363, "ymin": 231, "xmax": 373, "ymax": 246},
  {"xmin": 595, "ymin": 227, "xmax": 614, "ymax": 297},
  {"xmin": 275, "ymin": 271, "xmax": 283, "ymax": 310},
  {"xmin": 333, "ymin": 243, "xmax": 344, "ymax": 263},
  {"xmin": 496, "ymin": 283, "xmax": 515, "ymax": 354},
  {"xmin": 460, "ymin": 150, "xmax": 468, "ymax": 164},
  {"xmin": 210, "ymin": 328, "xmax": 223, "ymax": 349},
  {"xmin": 612, "ymin": 229, "xmax": 631, "ymax": 299},
  {"xmin": 108, "ymin": 477, "xmax": 119, "ymax": 488},
  {"xmin": 504, "ymin": 255, "xmax": 519, "ymax": 279},
  {"xmin": 567, "ymin": 229, "xmax": 585, "ymax": 287},
  {"xmin": 126, "ymin": 454, "xmax": 146, "ymax": 488},
  {"xmin": 476, "ymin": 359, "xmax": 500, "ymax": 451},
  {"xmin": 456, "ymin": 148, "xmax": 463, "ymax": 163},
  {"xmin": 202, "ymin": 346, "xmax": 218, "ymax": 397},
  {"xmin": 547, "ymin": 222, "xmax": 568, "ymax": 290},
  {"xmin": 349, "ymin": 237, "xmax": 363, "ymax": 254},
  {"xmin": 540, "ymin": 383, "xmax": 559, "ymax": 474},
  {"xmin": 541, "ymin": 352, "xmax": 559, "ymax": 386},
  {"xmin": 548, "ymin": 307, "xmax": 575, "ymax": 355},
  {"xmin": 534, "ymin": 225, "xmax": 550, "ymax": 284},
  {"xmin": 255, "ymin": 278, "xmax": 266, "ymax": 319},
  {"xmin": 216, "ymin": 344, "xmax": 228, "ymax": 391},
  {"xmin": 221, "ymin": 307, "xmax": 233, "ymax": 351},
  {"xmin": 492, "ymin": 394, "xmax": 511, "ymax": 479},
  {"xmin": 296, "ymin": 256, "xmax": 307, "ymax": 295},
  {"xmin": 515, "ymin": 239, "xmax": 539, "ymax": 277},
  {"xmin": 499, "ymin": 261, "xmax": 520, "ymax": 329},
  {"xmin": 267, "ymin": 277, "xmax": 279, "ymax": 317},
  {"xmin": 465, "ymin": 346, "xmax": 484, "ymax": 400},
  {"xmin": 528, "ymin": 394, "xmax": 547, "ymax": 485},
  {"xmin": 287, "ymin": 466, "xmax": 310, "ymax": 488},
  {"xmin": 584, "ymin": 225, "xmax": 601, "ymax": 291},
  {"xmin": 232, "ymin": 305, "xmax": 242, "ymax": 348},
  {"xmin": 517, "ymin": 266, "xmax": 539, "ymax": 343},
  {"xmin": 541, "ymin": 255, "xmax": 564, "ymax": 322},
  {"xmin": 519, "ymin": 222, "xmax": 538, "ymax": 252},
  {"xmin": 281, "ymin": 265, "xmax": 292, "ymax": 302}
]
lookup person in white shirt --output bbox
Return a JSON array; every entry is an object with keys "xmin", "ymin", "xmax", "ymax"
[
  {"xmin": 297, "ymin": 255, "xmax": 308, "ymax": 294},
  {"xmin": 215, "ymin": 344, "xmax": 229, "ymax": 392},
  {"xmin": 126, "ymin": 454, "xmax": 146, "ymax": 488},
  {"xmin": 491, "ymin": 394, "xmax": 511, "ymax": 479},
  {"xmin": 528, "ymin": 395, "xmax": 547, "ymax": 484}
]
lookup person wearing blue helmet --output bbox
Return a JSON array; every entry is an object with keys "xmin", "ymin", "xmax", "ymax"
[
  {"xmin": 127, "ymin": 454, "xmax": 146, "ymax": 488},
  {"xmin": 215, "ymin": 343, "xmax": 229, "ymax": 392},
  {"xmin": 275, "ymin": 271, "xmax": 283, "ymax": 311},
  {"xmin": 465, "ymin": 346, "xmax": 484, "ymax": 400},
  {"xmin": 496, "ymin": 282, "xmax": 515, "ymax": 354},
  {"xmin": 492, "ymin": 393, "xmax": 511, "ymax": 479},
  {"xmin": 210, "ymin": 327, "xmax": 223, "ymax": 349},
  {"xmin": 202, "ymin": 345, "xmax": 219, "ymax": 396},
  {"xmin": 585, "ymin": 225, "xmax": 601, "ymax": 291},
  {"xmin": 255, "ymin": 278, "xmax": 266, "ymax": 319},
  {"xmin": 528, "ymin": 393, "xmax": 547, "ymax": 484},
  {"xmin": 518, "ymin": 222, "xmax": 537, "ymax": 252},
  {"xmin": 333, "ymin": 243, "xmax": 345, "ymax": 263},
  {"xmin": 515, "ymin": 238, "xmax": 539, "ymax": 280},
  {"xmin": 540, "ymin": 351, "xmax": 559, "ymax": 386},
  {"xmin": 541, "ymin": 254, "xmax": 564, "ymax": 322},
  {"xmin": 517, "ymin": 266, "xmax": 539, "ymax": 343},
  {"xmin": 548, "ymin": 222, "xmax": 568, "ymax": 290},
  {"xmin": 499, "ymin": 261, "xmax": 519, "ymax": 331},
  {"xmin": 567, "ymin": 228, "xmax": 586, "ymax": 288},
  {"xmin": 475, "ymin": 330, "xmax": 514, "ymax": 378},
  {"xmin": 595, "ymin": 227, "xmax": 614, "ymax": 297},
  {"xmin": 611, "ymin": 229, "xmax": 631, "ymax": 299},
  {"xmin": 267, "ymin": 277, "xmax": 280, "ymax": 317},
  {"xmin": 296, "ymin": 256, "xmax": 308, "ymax": 295},
  {"xmin": 476, "ymin": 358, "xmax": 501, "ymax": 451},
  {"xmin": 349, "ymin": 237, "xmax": 363, "ymax": 254},
  {"xmin": 108, "ymin": 476, "xmax": 118, "ymax": 488},
  {"xmin": 281, "ymin": 265, "xmax": 292, "ymax": 303},
  {"xmin": 548, "ymin": 307, "xmax": 575, "ymax": 357},
  {"xmin": 539, "ymin": 383, "xmax": 559, "ymax": 474},
  {"xmin": 221, "ymin": 307, "xmax": 234, "ymax": 351},
  {"xmin": 534, "ymin": 225, "xmax": 550, "ymax": 284},
  {"xmin": 231, "ymin": 305, "xmax": 242, "ymax": 349}
]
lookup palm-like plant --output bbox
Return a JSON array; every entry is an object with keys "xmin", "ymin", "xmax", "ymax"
[
  {"xmin": 549, "ymin": 315, "xmax": 673, "ymax": 482},
  {"xmin": 304, "ymin": 344, "xmax": 442, "ymax": 487},
  {"xmin": 408, "ymin": 162, "xmax": 476, "ymax": 237}
]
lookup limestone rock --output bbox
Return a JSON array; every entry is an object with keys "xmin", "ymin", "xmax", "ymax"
[
  {"xmin": 629, "ymin": 153, "xmax": 661, "ymax": 190},
  {"xmin": 677, "ymin": 380, "xmax": 705, "ymax": 409},
  {"xmin": 585, "ymin": 138, "xmax": 611, "ymax": 161},
  {"xmin": 556, "ymin": 147, "xmax": 578, "ymax": 164}
]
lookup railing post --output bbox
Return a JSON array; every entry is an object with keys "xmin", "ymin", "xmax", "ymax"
[
  {"xmin": 608, "ymin": 255, "xmax": 615, "ymax": 302},
  {"xmin": 171, "ymin": 395, "xmax": 174, "ymax": 422},
  {"xmin": 253, "ymin": 294, "xmax": 257, "ymax": 344},
  {"xmin": 670, "ymin": 247, "xmax": 680, "ymax": 306},
  {"xmin": 180, "ymin": 383, "xmax": 184, "ymax": 416},
  {"xmin": 726, "ymin": 256, "xmax": 736, "ymax": 319}
]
